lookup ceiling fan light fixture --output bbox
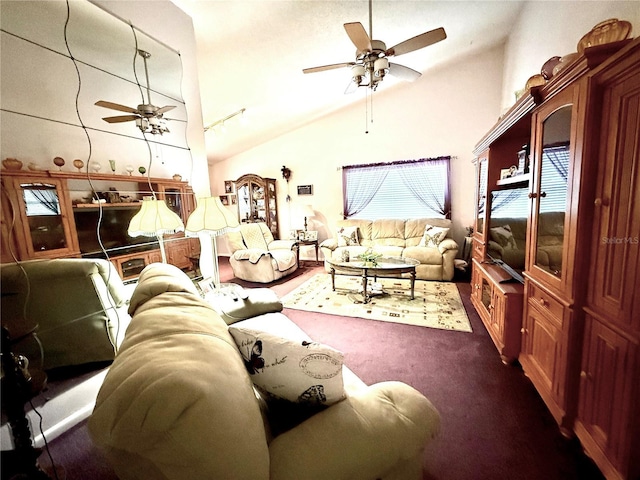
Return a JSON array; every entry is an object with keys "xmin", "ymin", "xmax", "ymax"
[
  {"xmin": 374, "ymin": 57, "xmax": 389, "ymax": 78},
  {"xmin": 351, "ymin": 64, "xmax": 366, "ymax": 85}
]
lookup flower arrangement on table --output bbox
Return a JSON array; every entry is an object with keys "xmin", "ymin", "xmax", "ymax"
[{"xmin": 357, "ymin": 248, "xmax": 382, "ymax": 267}]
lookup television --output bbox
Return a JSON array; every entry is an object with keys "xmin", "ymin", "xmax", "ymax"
[
  {"xmin": 486, "ymin": 187, "xmax": 529, "ymax": 284},
  {"xmin": 74, "ymin": 206, "xmax": 159, "ymax": 258}
]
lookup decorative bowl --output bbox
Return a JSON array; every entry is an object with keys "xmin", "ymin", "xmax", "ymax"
[
  {"xmin": 2, "ymin": 158, "xmax": 23, "ymax": 170},
  {"xmin": 552, "ymin": 52, "xmax": 580, "ymax": 76},
  {"xmin": 525, "ymin": 74, "xmax": 546, "ymax": 91},
  {"xmin": 577, "ymin": 18, "xmax": 632, "ymax": 53},
  {"xmin": 541, "ymin": 56, "xmax": 561, "ymax": 80},
  {"xmin": 172, "ymin": 174, "xmax": 182, "ymax": 181}
]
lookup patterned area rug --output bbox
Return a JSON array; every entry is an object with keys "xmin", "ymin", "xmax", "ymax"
[{"xmin": 281, "ymin": 274, "xmax": 472, "ymax": 333}]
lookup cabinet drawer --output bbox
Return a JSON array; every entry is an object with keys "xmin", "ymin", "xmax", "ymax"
[
  {"xmin": 527, "ymin": 282, "xmax": 565, "ymax": 320},
  {"xmin": 472, "ymin": 238, "xmax": 485, "ymax": 261}
]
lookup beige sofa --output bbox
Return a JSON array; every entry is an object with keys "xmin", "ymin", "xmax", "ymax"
[
  {"xmin": 89, "ymin": 263, "xmax": 441, "ymax": 480},
  {"xmin": 487, "ymin": 211, "xmax": 564, "ymax": 274},
  {"xmin": 320, "ymin": 218, "xmax": 459, "ymax": 281}
]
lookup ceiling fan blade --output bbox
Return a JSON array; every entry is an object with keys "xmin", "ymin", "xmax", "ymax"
[
  {"xmin": 387, "ymin": 27, "xmax": 447, "ymax": 57},
  {"xmin": 102, "ymin": 115, "xmax": 140, "ymax": 123},
  {"xmin": 344, "ymin": 22, "xmax": 372, "ymax": 54},
  {"xmin": 303, "ymin": 62, "xmax": 354, "ymax": 74},
  {"xmin": 389, "ymin": 62, "xmax": 422, "ymax": 82},
  {"xmin": 95, "ymin": 100, "xmax": 139, "ymax": 114},
  {"xmin": 155, "ymin": 105, "xmax": 176, "ymax": 115},
  {"xmin": 344, "ymin": 79, "xmax": 358, "ymax": 95}
]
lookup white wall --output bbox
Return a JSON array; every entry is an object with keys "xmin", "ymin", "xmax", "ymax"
[
  {"xmin": 212, "ymin": 45, "xmax": 505, "ymax": 255},
  {"xmin": 91, "ymin": 0, "xmax": 210, "ymax": 197},
  {"xmin": 501, "ymin": 2, "xmax": 640, "ymax": 112}
]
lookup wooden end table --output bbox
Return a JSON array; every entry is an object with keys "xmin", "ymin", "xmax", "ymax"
[{"xmin": 296, "ymin": 239, "xmax": 319, "ymax": 266}]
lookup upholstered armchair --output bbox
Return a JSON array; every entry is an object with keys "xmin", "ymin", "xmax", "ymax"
[{"xmin": 226, "ymin": 223, "xmax": 298, "ymax": 283}]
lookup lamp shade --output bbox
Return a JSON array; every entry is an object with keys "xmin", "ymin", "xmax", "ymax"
[
  {"xmin": 186, "ymin": 197, "xmax": 239, "ymax": 237},
  {"xmin": 128, "ymin": 197, "xmax": 184, "ymax": 237}
]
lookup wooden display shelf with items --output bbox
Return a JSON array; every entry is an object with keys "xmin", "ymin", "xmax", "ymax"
[
  {"xmin": 470, "ymin": 259, "xmax": 523, "ymax": 364},
  {"xmin": 472, "ymin": 30, "xmax": 640, "ymax": 480},
  {"xmin": 0, "ymin": 169, "xmax": 199, "ymax": 279}
]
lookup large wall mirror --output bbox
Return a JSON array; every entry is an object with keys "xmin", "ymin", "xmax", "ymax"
[{"xmin": 1, "ymin": 0, "xmax": 189, "ymax": 177}]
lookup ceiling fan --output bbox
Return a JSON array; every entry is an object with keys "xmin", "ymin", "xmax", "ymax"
[
  {"xmin": 303, "ymin": 0, "xmax": 446, "ymax": 92},
  {"xmin": 95, "ymin": 49, "xmax": 175, "ymax": 135}
]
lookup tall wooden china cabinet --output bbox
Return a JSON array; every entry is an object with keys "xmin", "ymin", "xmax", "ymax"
[
  {"xmin": 0, "ymin": 170, "xmax": 199, "ymax": 279},
  {"xmin": 471, "ymin": 38, "xmax": 640, "ymax": 480},
  {"xmin": 235, "ymin": 174, "xmax": 279, "ymax": 239}
]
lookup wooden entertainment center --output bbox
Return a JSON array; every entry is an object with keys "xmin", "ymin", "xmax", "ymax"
[
  {"xmin": 0, "ymin": 169, "xmax": 200, "ymax": 280},
  {"xmin": 471, "ymin": 38, "xmax": 639, "ymax": 480}
]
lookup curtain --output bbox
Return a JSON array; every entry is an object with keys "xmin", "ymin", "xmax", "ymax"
[{"xmin": 342, "ymin": 165, "xmax": 389, "ymax": 218}]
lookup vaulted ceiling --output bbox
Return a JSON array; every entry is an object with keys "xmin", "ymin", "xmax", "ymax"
[{"xmin": 172, "ymin": 1, "xmax": 526, "ymax": 163}]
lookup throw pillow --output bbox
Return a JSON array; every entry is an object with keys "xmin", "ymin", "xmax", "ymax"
[
  {"xmin": 336, "ymin": 226, "xmax": 359, "ymax": 247},
  {"xmin": 490, "ymin": 225, "xmax": 517, "ymax": 249},
  {"xmin": 228, "ymin": 326, "xmax": 345, "ymax": 406},
  {"xmin": 419, "ymin": 224, "xmax": 450, "ymax": 247}
]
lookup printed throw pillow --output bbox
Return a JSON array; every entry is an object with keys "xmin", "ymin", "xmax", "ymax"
[
  {"xmin": 490, "ymin": 225, "xmax": 517, "ymax": 250},
  {"xmin": 419, "ymin": 224, "xmax": 450, "ymax": 247},
  {"xmin": 336, "ymin": 226, "xmax": 359, "ymax": 247},
  {"xmin": 228, "ymin": 326, "xmax": 345, "ymax": 406}
]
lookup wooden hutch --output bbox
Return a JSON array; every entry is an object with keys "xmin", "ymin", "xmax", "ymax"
[
  {"xmin": 471, "ymin": 38, "xmax": 640, "ymax": 480},
  {"xmin": 234, "ymin": 173, "xmax": 279, "ymax": 239},
  {"xmin": 0, "ymin": 169, "xmax": 200, "ymax": 280}
]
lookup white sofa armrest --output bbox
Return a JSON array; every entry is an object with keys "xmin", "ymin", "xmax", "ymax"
[
  {"xmin": 269, "ymin": 381, "xmax": 440, "ymax": 480},
  {"xmin": 269, "ymin": 239, "xmax": 298, "ymax": 251},
  {"xmin": 437, "ymin": 238, "xmax": 459, "ymax": 255}
]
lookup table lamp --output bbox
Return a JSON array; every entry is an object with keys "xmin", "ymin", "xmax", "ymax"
[
  {"xmin": 128, "ymin": 196, "xmax": 184, "ymax": 263},
  {"xmin": 302, "ymin": 204, "xmax": 314, "ymax": 231},
  {"xmin": 186, "ymin": 196, "xmax": 239, "ymax": 288}
]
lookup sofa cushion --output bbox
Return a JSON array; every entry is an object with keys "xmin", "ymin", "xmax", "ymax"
[
  {"xmin": 336, "ymin": 226, "xmax": 360, "ymax": 246},
  {"xmin": 229, "ymin": 325, "xmax": 346, "ymax": 406},
  {"xmin": 419, "ymin": 224, "xmax": 450, "ymax": 247}
]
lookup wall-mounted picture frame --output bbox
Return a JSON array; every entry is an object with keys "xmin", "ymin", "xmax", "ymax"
[
  {"xmin": 220, "ymin": 195, "xmax": 229, "ymax": 206},
  {"xmin": 230, "ymin": 195, "xmax": 237, "ymax": 205},
  {"xmin": 224, "ymin": 180, "xmax": 234, "ymax": 193},
  {"xmin": 297, "ymin": 184, "xmax": 313, "ymax": 195}
]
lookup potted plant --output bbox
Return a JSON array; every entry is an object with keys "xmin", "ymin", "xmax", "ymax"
[{"xmin": 357, "ymin": 248, "xmax": 382, "ymax": 267}]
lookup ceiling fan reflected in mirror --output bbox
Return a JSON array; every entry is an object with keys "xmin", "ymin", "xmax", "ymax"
[
  {"xmin": 96, "ymin": 49, "xmax": 175, "ymax": 135},
  {"xmin": 303, "ymin": 0, "xmax": 446, "ymax": 92}
]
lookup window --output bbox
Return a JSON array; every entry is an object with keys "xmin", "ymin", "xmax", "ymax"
[{"xmin": 342, "ymin": 157, "xmax": 451, "ymax": 220}]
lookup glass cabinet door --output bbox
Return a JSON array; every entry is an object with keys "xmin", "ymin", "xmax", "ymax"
[
  {"xmin": 476, "ymin": 157, "xmax": 488, "ymax": 236},
  {"xmin": 6, "ymin": 177, "xmax": 79, "ymax": 259},
  {"xmin": 530, "ymin": 102, "xmax": 572, "ymax": 282}
]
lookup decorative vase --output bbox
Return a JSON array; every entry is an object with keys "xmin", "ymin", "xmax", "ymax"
[
  {"xmin": 109, "ymin": 159, "xmax": 116, "ymax": 172},
  {"xmin": 2, "ymin": 158, "xmax": 23, "ymax": 170},
  {"xmin": 53, "ymin": 156, "xmax": 65, "ymax": 171},
  {"xmin": 172, "ymin": 174, "xmax": 182, "ymax": 181},
  {"xmin": 138, "ymin": 166, "xmax": 146, "ymax": 176},
  {"xmin": 73, "ymin": 159, "xmax": 84, "ymax": 172},
  {"xmin": 91, "ymin": 162, "xmax": 101, "ymax": 173},
  {"xmin": 341, "ymin": 250, "xmax": 350, "ymax": 262},
  {"xmin": 125, "ymin": 165, "xmax": 134, "ymax": 176}
]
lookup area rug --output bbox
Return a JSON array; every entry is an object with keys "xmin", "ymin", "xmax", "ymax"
[{"xmin": 281, "ymin": 274, "xmax": 472, "ymax": 332}]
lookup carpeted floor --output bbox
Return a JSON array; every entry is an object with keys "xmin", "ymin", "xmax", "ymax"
[
  {"xmin": 35, "ymin": 259, "xmax": 604, "ymax": 480},
  {"xmin": 281, "ymin": 274, "xmax": 473, "ymax": 332}
]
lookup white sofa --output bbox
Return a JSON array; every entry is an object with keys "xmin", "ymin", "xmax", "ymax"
[
  {"xmin": 321, "ymin": 218, "xmax": 459, "ymax": 281},
  {"xmin": 89, "ymin": 263, "xmax": 441, "ymax": 479}
]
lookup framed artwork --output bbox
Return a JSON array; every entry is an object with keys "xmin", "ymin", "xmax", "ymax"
[
  {"xmin": 224, "ymin": 180, "xmax": 234, "ymax": 193},
  {"xmin": 305, "ymin": 230, "xmax": 318, "ymax": 241},
  {"xmin": 230, "ymin": 195, "xmax": 237, "ymax": 205},
  {"xmin": 297, "ymin": 185, "xmax": 313, "ymax": 195},
  {"xmin": 220, "ymin": 195, "xmax": 229, "ymax": 206}
]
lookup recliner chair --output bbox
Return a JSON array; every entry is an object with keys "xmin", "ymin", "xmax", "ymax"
[{"xmin": 227, "ymin": 222, "xmax": 298, "ymax": 283}]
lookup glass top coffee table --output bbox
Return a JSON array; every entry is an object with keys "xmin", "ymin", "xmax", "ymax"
[{"xmin": 326, "ymin": 256, "xmax": 420, "ymax": 304}]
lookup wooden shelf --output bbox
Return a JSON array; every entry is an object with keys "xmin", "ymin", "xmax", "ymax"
[
  {"xmin": 73, "ymin": 202, "xmax": 142, "ymax": 209},
  {"xmin": 496, "ymin": 173, "xmax": 531, "ymax": 187}
]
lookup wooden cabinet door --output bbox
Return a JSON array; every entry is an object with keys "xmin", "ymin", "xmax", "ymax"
[
  {"xmin": 166, "ymin": 238, "xmax": 191, "ymax": 269},
  {"xmin": 586, "ymin": 59, "xmax": 640, "ymax": 335},
  {"xmin": 578, "ymin": 316, "xmax": 637, "ymax": 476}
]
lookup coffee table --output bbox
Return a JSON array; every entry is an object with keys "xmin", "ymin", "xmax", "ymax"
[{"xmin": 326, "ymin": 256, "xmax": 420, "ymax": 304}]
